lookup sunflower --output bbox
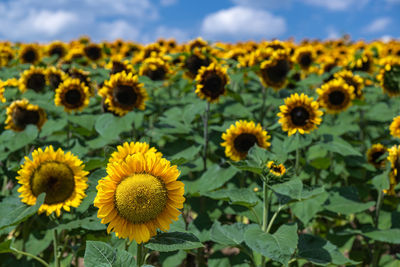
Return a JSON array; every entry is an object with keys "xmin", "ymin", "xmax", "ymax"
[
  {"xmin": 333, "ymin": 70, "xmax": 364, "ymax": 99},
  {"xmin": 385, "ymin": 145, "xmax": 400, "ymax": 195},
  {"xmin": 259, "ymin": 50, "xmax": 292, "ymax": 90},
  {"xmin": 84, "ymin": 43, "xmax": 103, "ymax": 62},
  {"xmin": 139, "ymin": 57, "xmax": 171, "ymax": 81},
  {"xmin": 349, "ymin": 50, "xmax": 374, "ymax": 73},
  {"xmin": 108, "ymin": 141, "xmax": 163, "ymax": 166},
  {"xmin": 183, "ymin": 49, "xmax": 211, "ymax": 79},
  {"xmin": 316, "ymin": 79, "xmax": 355, "ymax": 114},
  {"xmin": 99, "ymin": 71, "xmax": 148, "ymax": 116},
  {"xmin": 195, "ymin": 63, "xmax": 229, "ymax": 103},
  {"xmin": 46, "ymin": 41, "xmax": 67, "ymax": 59},
  {"xmin": 19, "ymin": 44, "xmax": 41, "ymax": 64},
  {"xmin": 293, "ymin": 46, "xmax": 315, "ymax": 71},
  {"xmin": 46, "ymin": 67, "xmax": 68, "ymax": 90},
  {"xmin": 0, "ymin": 81, "xmax": 6, "ymax": 103},
  {"xmin": 5, "ymin": 99, "xmax": 47, "ymax": 132},
  {"xmin": 221, "ymin": 120, "xmax": 271, "ymax": 161},
  {"xmin": 390, "ymin": 116, "xmax": 400, "ymax": 139},
  {"xmin": 19, "ymin": 66, "xmax": 47, "ymax": 93},
  {"xmin": 94, "ymin": 151, "xmax": 185, "ymax": 243},
  {"xmin": 277, "ymin": 93, "xmax": 323, "ymax": 136},
  {"xmin": 377, "ymin": 57, "xmax": 400, "ymax": 97},
  {"xmin": 67, "ymin": 68, "xmax": 93, "ymax": 95},
  {"xmin": 105, "ymin": 56, "xmax": 135, "ymax": 75},
  {"xmin": 367, "ymin": 144, "xmax": 387, "ymax": 168},
  {"xmin": 267, "ymin": 161, "xmax": 286, "ymax": 177},
  {"xmin": 0, "ymin": 45, "xmax": 14, "ymax": 67},
  {"xmin": 55, "ymin": 78, "xmax": 90, "ymax": 113},
  {"xmin": 16, "ymin": 146, "xmax": 88, "ymax": 216}
]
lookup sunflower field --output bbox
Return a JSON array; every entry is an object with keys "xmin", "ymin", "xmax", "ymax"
[{"xmin": 0, "ymin": 37, "xmax": 400, "ymax": 267}]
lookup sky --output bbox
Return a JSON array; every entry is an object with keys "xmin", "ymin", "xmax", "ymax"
[{"xmin": 0, "ymin": 0, "xmax": 399, "ymax": 43}]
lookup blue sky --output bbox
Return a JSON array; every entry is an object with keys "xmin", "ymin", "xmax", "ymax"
[{"xmin": 0, "ymin": 0, "xmax": 398, "ymax": 43}]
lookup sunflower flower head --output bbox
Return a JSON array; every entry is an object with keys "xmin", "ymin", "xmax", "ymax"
[
  {"xmin": 316, "ymin": 78, "xmax": 355, "ymax": 114},
  {"xmin": 54, "ymin": 78, "xmax": 90, "ymax": 113},
  {"xmin": 267, "ymin": 161, "xmax": 286, "ymax": 177},
  {"xmin": 277, "ymin": 93, "xmax": 323, "ymax": 136},
  {"xmin": 19, "ymin": 66, "xmax": 48, "ymax": 93},
  {"xmin": 5, "ymin": 99, "xmax": 47, "ymax": 131},
  {"xmin": 390, "ymin": 115, "xmax": 400, "ymax": 139},
  {"xmin": 19, "ymin": 44, "xmax": 41, "ymax": 64},
  {"xmin": 333, "ymin": 70, "xmax": 364, "ymax": 99},
  {"xmin": 221, "ymin": 120, "xmax": 271, "ymax": 161},
  {"xmin": 259, "ymin": 50, "xmax": 292, "ymax": 90},
  {"xmin": 367, "ymin": 144, "xmax": 387, "ymax": 169},
  {"xmin": 139, "ymin": 56, "xmax": 171, "ymax": 81},
  {"xmin": 94, "ymin": 150, "xmax": 185, "ymax": 243},
  {"xmin": 385, "ymin": 145, "xmax": 400, "ymax": 195},
  {"xmin": 377, "ymin": 57, "xmax": 400, "ymax": 97},
  {"xmin": 195, "ymin": 62, "xmax": 230, "ymax": 103},
  {"xmin": 16, "ymin": 145, "xmax": 89, "ymax": 216}
]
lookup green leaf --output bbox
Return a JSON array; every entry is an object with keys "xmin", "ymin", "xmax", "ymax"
[
  {"xmin": 292, "ymin": 192, "xmax": 329, "ymax": 224},
  {"xmin": 271, "ymin": 179, "xmax": 303, "ymax": 202},
  {"xmin": 68, "ymin": 114, "xmax": 98, "ymax": 131},
  {"xmin": 0, "ymin": 240, "xmax": 12, "ymax": 253},
  {"xmin": 297, "ymin": 234, "xmax": 359, "ymax": 265},
  {"xmin": 55, "ymin": 214, "xmax": 106, "ymax": 231},
  {"xmin": 204, "ymin": 188, "xmax": 259, "ymax": 207},
  {"xmin": 95, "ymin": 113, "xmax": 135, "ymax": 140},
  {"xmin": 210, "ymin": 221, "xmax": 250, "ymax": 246},
  {"xmin": 319, "ymin": 137, "xmax": 362, "ymax": 157},
  {"xmin": 0, "ymin": 125, "xmax": 38, "ymax": 152},
  {"xmin": 244, "ymin": 224, "xmax": 298, "ymax": 266},
  {"xmin": 363, "ymin": 229, "xmax": 400, "ymax": 244},
  {"xmin": 310, "ymin": 157, "xmax": 331, "ymax": 169},
  {"xmin": 324, "ymin": 187, "xmax": 375, "ymax": 215},
  {"xmin": 371, "ymin": 170, "xmax": 390, "ymax": 192},
  {"xmin": 0, "ymin": 193, "xmax": 45, "ymax": 231},
  {"xmin": 145, "ymin": 232, "xmax": 203, "ymax": 252},
  {"xmin": 84, "ymin": 241, "xmax": 135, "ymax": 267}
]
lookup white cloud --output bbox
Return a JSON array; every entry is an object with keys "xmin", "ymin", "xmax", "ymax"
[
  {"xmin": 301, "ymin": 0, "xmax": 369, "ymax": 11},
  {"xmin": 201, "ymin": 6, "xmax": 286, "ymax": 40},
  {"xmin": 160, "ymin": 0, "xmax": 178, "ymax": 6},
  {"xmin": 363, "ymin": 17, "xmax": 391, "ymax": 34},
  {"xmin": 0, "ymin": 0, "xmax": 157, "ymax": 42}
]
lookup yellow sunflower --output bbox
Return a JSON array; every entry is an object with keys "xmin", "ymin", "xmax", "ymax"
[
  {"xmin": 183, "ymin": 48, "xmax": 212, "ymax": 79},
  {"xmin": 105, "ymin": 55, "xmax": 135, "ymax": 75},
  {"xmin": 19, "ymin": 66, "xmax": 48, "ymax": 93},
  {"xmin": 0, "ymin": 45, "xmax": 14, "ymax": 67},
  {"xmin": 84, "ymin": 43, "xmax": 103, "ymax": 62},
  {"xmin": 139, "ymin": 56, "xmax": 171, "ymax": 81},
  {"xmin": 16, "ymin": 146, "xmax": 89, "ymax": 216},
  {"xmin": 99, "ymin": 71, "xmax": 148, "ymax": 116},
  {"xmin": 46, "ymin": 66, "xmax": 68, "ymax": 90},
  {"xmin": 46, "ymin": 41, "xmax": 68, "ymax": 59},
  {"xmin": 94, "ymin": 151, "xmax": 185, "ymax": 243},
  {"xmin": 267, "ymin": 161, "xmax": 286, "ymax": 177},
  {"xmin": 67, "ymin": 68, "xmax": 93, "ymax": 95},
  {"xmin": 221, "ymin": 120, "xmax": 271, "ymax": 161},
  {"xmin": 259, "ymin": 50, "xmax": 292, "ymax": 90},
  {"xmin": 277, "ymin": 93, "xmax": 323, "ymax": 136},
  {"xmin": 377, "ymin": 57, "xmax": 400, "ymax": 97},
  {"xmin": 367, "ymin": 144, "xmax": 387, "ymax": 168},
  {"xmin": 19, "ymin": 44, "xmax": 41, "ymax": 64},
  {"xmin": 195, "ymin": 62, "xmax": 230, "ymax": 103},
  {"xmin": 55, "ymin": 78, "xmax": 90, "ymax": 113},
  {"xmin": 349, "ymin": 50, "xmax": 374, "ymax": 73},
  {"xmin": 385, "ymin": 145, "xmax": 400, "ymax": 195},
  {"xmin": 0, "ymin": 81, "xmax": 5, "ymax": 103},
  {"xmin": 293, "ymin": 46, "xmax": 315, "ymax": 71},
  {"xmin": 390, "ymin": 116, "xmax": 400, "ymax": 139},
  {"xmin": 108, "ymin": 141, "xmax": 163, "ymax": 166},
  {"xmin": 333, "ymin": 70, "xmax": 364, "ymax": 99},
  {"xmin": 5, "ymin": 99, "xmax": 47, "ymax": 132},
  {"xmin": 316, "ymin": 79, "xmax": 355, "ymax": 114}
]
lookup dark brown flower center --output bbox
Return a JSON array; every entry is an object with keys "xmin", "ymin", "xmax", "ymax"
[
  {"xmin": 12, "ymin": 107, "xmax": 40, "ymax": 129},
  {"xmin": 65, "ymin": 89, "xmax": 83, "ymax": 107},
  {"xmin": 145, "ymin": 68, "xmax": 166, "ymax": 81},
  {"xmin": 49, "ymin": 46, "xmax": 65, "ymax": 58},
  {"xmin": 234, "ymin": 133, "xmax": 258, "ymax": 153},
  {"xmin": 22, "ymin": 49, "xmax": 37, "ymax": 63},
  {"xmin": 264, "ymin": 59, "xmax": 291, "ymax": 84},
  {"xmin": 201, "ymin": 72, "xmax": 224, "ymax": 99},
  {"xmin": 299, "ymin": 53, "xmax": 312, "ymax": 68},
  {"xmin": 27, "ymin": 73, "xmax": 46, "ymax": 92},
  {"xmin": 84, "ymin": 45, "xmax": 102, "ymax": 61},
  {"xmin": 290, "ymin": 106, "xmax": 310, "ymax": 126},
  {"xmin": 371, "ymin": 151, "xmax": 385, "ymax": 164},
  {"xmin": 114, "ymin": 84, "xmax": 137, "ymax": 107},
  {"xmin": 328, "ymin": 90, "xmax": 345, "ymax": 105},
  {"xmin": 185, "ymin": 55, "xmax": 210, "ymax": 77},
  {"xmin": 111, "ymin": 61, "xmax": 127, "ymax": 75}
]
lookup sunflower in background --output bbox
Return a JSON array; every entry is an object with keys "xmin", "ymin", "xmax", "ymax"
[
  {"xmin": 349, "ymin": 49, "xmax": 375, "ymax": 73},
  {"xmin": 46, "ymin": 67, "xmax": 68, "ymax": 90},
  {"xmin": 316, "ymin": 79, "xmax": 355, "ymax": 113},
  {"xmin": 19, "ymin": 44, "xmax": 41, "ymax": 64},
  {"xmin": 377, "ymin": 57, "xmax": 400, "ymax": 97},
  {"xmin": 278, "ymin": 93, "xmax": 323, "ymax": 136},
  {"xmin": 139, "ymin": 56, "xmax": 171, "ymax": 81},
  {"xmin": 259, "ymin": 50, "xmax": 292, "ymax": 90},
  {"xmin": 390, "ymin": 116, "xmax": 400, "ymax": 139},
  {"xmin": 55, "ymin": 78, "xmax": 90, "ymax": 113},
  {"xmin": 195, "ymin": 63, "xmax": 229, "ymax": 103},
  {"xmin": 385, "ymin": 145, "xmax": 400, "ymax": 195},
  {"xmin": 334, "ymin": 70, "xmax": 364, "ymax": 99},
  {"xmin": 105, "ymin": 55, "xmax": 135, "ymax": 75},
  {"xmin": 367, "ymin": 144, "xmax": 387, "ymax": 168},
  {"xmin": 183, "ymin": 48, "xmax": 212, "ymax": 79},
  {"xmin": 67, "ymin": 68, "xmax": 93, "ymax": 95},
  {"xmin": 267, "ymin": 161, "xmax": 286, "ymax": 177},
  {"xmin": 84, "ymin": 43, "xmax": 103, "ymax": 62},
  {"xmin": 108, "ymin": 141, "xmax": 163, "ymax": 166},
  {"xmin": 5, "ymin": 99, "xmax": 47, "ymax": 132},
  {"xmin": 293, "ymin": 46, "xmax": 315, "ymax": 71},
  {"xmin": 46, "ymin": 41, "xmax": 68, "ymax": 59},
  {"xmin": 94, "ymin": 150, "xmax": 185, "ymax": 243},
  {"xmin": 0, "ymin": 81, "xmax": 6, "ymax": 102},
  {"xmin": 0, "ymin": 44, "xmax": 14, "ymax": 67},
  {"xmin": 99, "ymin": 71, "xmax": 148, "ymax": 116},
  {"xmin": 221, "ymin": 120, "xmax": 271, "ymax": 161},
  {"xmin": 17, "ymin": 146, "xmax": 89, "ymax": 216},
  {"xmin": 19, "ymin": 66, "xmax": 48, "ymax": 93}
]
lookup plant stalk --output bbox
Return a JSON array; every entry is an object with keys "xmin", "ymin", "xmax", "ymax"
[
  {"xmin": 137, "ymin": 242, "xmax": 145, "ymax": 267},
  {"xmin": 295, "ymin": 133, "xmax": 300, "ymax": 176},
  {"xmin": 11, "ymin": 247, "xmax": 49, "ymax": 267},
  {"xmin": 261, "ymin": 179, "xmax": 270, "ymax": 267},
  {"xmin": 53, "ymin": 229, "xmax": 60, "ymax": 267},
  {"xmin": 372, "ymin": 190, "xmax": 384, "ymax": 267},
  {"xmin": 202, "ymin": 102, "xmax": 210, "ymax": 171}
]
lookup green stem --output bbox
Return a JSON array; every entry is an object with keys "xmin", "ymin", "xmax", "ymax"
[
  {"xmin": 374, "ymin": 190, "xmax": 384, "ymax": 228},
  {"xmin": 266, "ymin": 205, "xmax": 284, "ymax": 233},
  {"xmin": 295, "ymin": 133, "xmax": 300, "ymax": 176},
  {"xmin": 53, "ymin": 229, "xmax": 60, "ymax": 267},
  {"xmin": 249, "ymin": 207, "xmax": 261, "ymax": 225},
  {"xmin": 371, "ymin": 190, "xmax": 384, "ymax": 267},
  {"xmin": 136, "ymin": 242, "xmax": 145, "ymax": 267},
  {"xmin": 261, "ymin": 179, "xmax": 270, "ymax": 267},
  {"xmin": 10, "ymin": 247, "xmax": 49, "ymax": 267},
  {"xmin": 202, "ymin": 102, "xmax": 210, "ymax": 171}
]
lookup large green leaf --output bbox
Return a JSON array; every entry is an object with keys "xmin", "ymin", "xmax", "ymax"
[
  {"xmin": 297, "ymin": 234, "xmax": 358, "ymax": 266},
  {"xmin": 145, "ymin": 232, "xmax": 203, "ymax": 252},
  {"xmin": 363, "ymin": 229, "xmax": 400, "ymax": 244},
  {"xmin": 84, "ymin": 241, "xmax": 135, "ymax": 267},
  {"xmin": 0, "ymin": 193, "xmax": 45, "ymax": 231},
  {"xmin": 292, "ymin": 191, "xmax": 329, "ymax": 224},
  {"xmin": 204, "ymin": 188, "xmax": 259, "ymax": 207},
  {"xmin": 0, "ymin": 125, "xmax": 38, "ymax": 152},
  {"xmin": 210, "ymin": 221, "xmax": 250, "ymax": 246},
  {"xmin": 95, "ymin": 113, "xmax": 136, "ymax": 140},
  {"xmin": 324, "ymin": 187, "xmax": 375, "ymax": 215},
  {"xmin": 244, "ymin": 224, "xmax": 298, "ymax": 266}
]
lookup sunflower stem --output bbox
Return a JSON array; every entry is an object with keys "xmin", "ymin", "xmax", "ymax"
[
  {"xmin": 202, "ymin": 102, "xmax": 210, "ymax": 171},
  {"xmin": 372, "ymin": 190, "xmax": 384, "ymax": 266},
  {"xmin": 136, "ymin": 242, "xmax": 145, "ymax": 266},
  {"xmin": 295, "ymin": 133, "xmax": 300, "ymax": 176},
  {"xmin": 53, "ymin": 229, "xmax": 60, "ymax": 267},
  {"xmin": 10, "ymin": 247, "xmax": 49, "ymax": 267},
  {"xmin": 261, "ymin": 179, "xmax": 270, "ymax": 267}
]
